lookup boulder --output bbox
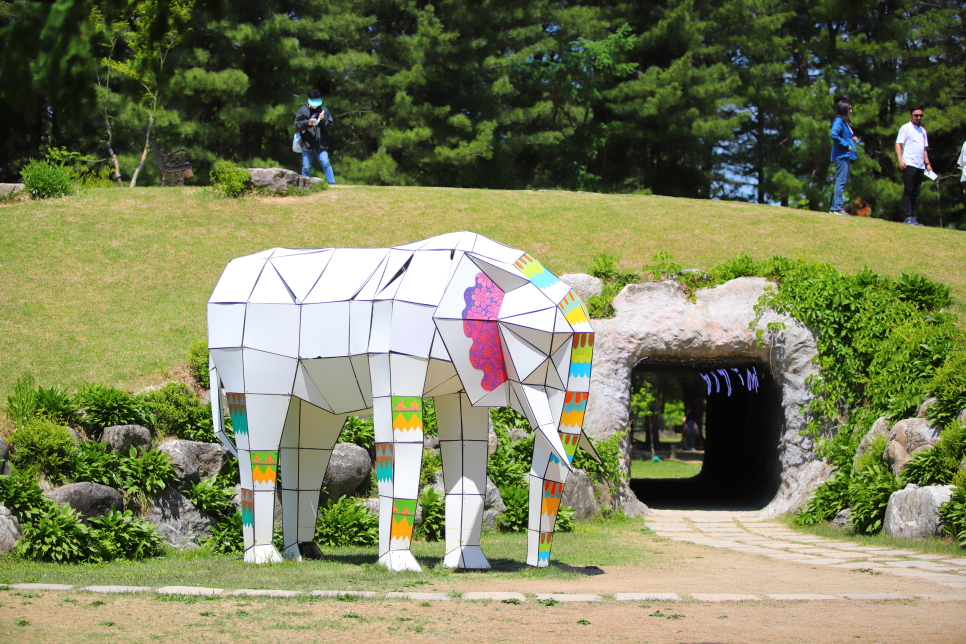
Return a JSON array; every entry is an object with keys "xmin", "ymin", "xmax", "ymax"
[
  {"xmin": 883, "ymin": 418, "xmax": 941, "ymax": 476},
  {"xmin": 560, "ymin": 469, "xmax": 602, "ymax": 520},
  {"xmin": 0, "ymin": 504, "xmax": 23, "ymax": 553},
  {"xmin": 101, "ymin": 425, "xmax": 152, "ymax": 454},
  {"xmin": 158, "ymin": 440, "xmax": 229, "ymax": 488},
  {"xmin": 246, "ymin": 167, "xmax": 324, "ymax": 193},
  {"xmin": 832, "ymin": 508, "xmax": 852, "ymax": 529},
  {"xmin": 44, "ymin": 482, "xmax": 123, "ymax": 524},
  {"xmin": 509, "ymin": 428, "xmax": 529, "ymax": 442},
  {"xmin": 147, "ymin": 487, "xmax": 216, "ymax": 549},
  {"xmin": 482, "ymin": 477, "xmax": 506, "ymax": 530},
  {"xmin": 614, "ymin": 485, "xmax": 651, "ymax": 518},
  {"xmin": 0, "ymin": 183, "xmax": 24, "ymax": 197},
  {"xmin": 0, "ymin": 437, "xmax": 8, "ymax": 470},
  {"xmin": 487, "ymin": 418, "xmax": 499, "ymax": 455},
  {"xmin": 853, "ymin": 417, "xmax": 892, "ymax": 471},
  {"xmin": 915, "ymin": 397, "xmax": 938, "ymax": 418},
  {"xmin": 883, "ymin": 484, "xmax": 954, "ymax": 539},
  {"xmin": 560, "ymin": 274, "xmax": 604, "ymax": 303},
  {"xmin": 423, "ymin": 435, "xmax": 440, "ymax": 451},
  {"xmin": 319, "ymin": 442, "xmax": 372, "ymax": 506}
]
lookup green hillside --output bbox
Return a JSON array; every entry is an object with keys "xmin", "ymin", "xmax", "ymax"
[{"xmin": 2, "ymin": 186, "xmax": 965, "ymax": 396}]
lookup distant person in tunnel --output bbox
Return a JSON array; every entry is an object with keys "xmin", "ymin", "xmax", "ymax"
[{"xmin": 682, "ymin": 409, "xmax": 699, "ymax": 451}]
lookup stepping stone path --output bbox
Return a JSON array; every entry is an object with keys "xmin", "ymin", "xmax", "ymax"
[{"xmin": 644, "ymin": 510, "xmax": 966, "ymax": 591}]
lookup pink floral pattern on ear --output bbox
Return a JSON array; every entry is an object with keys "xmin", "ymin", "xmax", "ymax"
[{"xmin": 462, "ymin": 272, "xmax": 507, "ymax": 391}]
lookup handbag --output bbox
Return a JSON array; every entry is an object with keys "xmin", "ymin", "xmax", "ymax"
[{"xmin": 292, "ymin": 133, "xmax": 302, "ymax": 153}]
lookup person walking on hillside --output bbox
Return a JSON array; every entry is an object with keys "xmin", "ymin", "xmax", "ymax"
[
  {"xmin": 895, "ymin": 107, "xmax": 932, "ymax": 225},
  {"xmin": 958, "ymin": 139, "xmax": 966, "ymax": 196},
  {"xmin": 829, "ymin": 99, "xmax": 858, "ymax": 215},
  {"xmin": 295, "ymin": 89, "xmax": 336, "ymax": 185}
]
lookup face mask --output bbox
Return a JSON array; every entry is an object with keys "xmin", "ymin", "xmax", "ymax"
[{"xmin": 307, "ymin": 98, "xmax": 323, "ymax": 107}]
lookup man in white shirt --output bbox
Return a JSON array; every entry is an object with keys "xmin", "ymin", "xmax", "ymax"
[{"xmin": 895, "ymin": 107, "xmax": 932, "ymax": 225}]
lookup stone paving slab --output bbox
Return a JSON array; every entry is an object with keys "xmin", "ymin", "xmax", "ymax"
[
  {"xmin": 839, "ymin": 593, "xmax": 911, "ymax": 600},
  {"xmin": 156, "ymin": 586, "xmax": 223, "ymax": 596},
  {"xmin": 647, "ymin": 523, "xmax": 694, "ymax": 531},
  {"xmin": 82, "ymin": 586, "xmax": 151, "ymax": 594},
  {"xmin": 535, "ymin": 593, "xmax": 601, "ymax": 602},
  {"xmin": 9, "ymin": 583, "xmax": 73, "ymax": 591},
  {"xmin": 691, "ymin": 594, "xmax": 761, "ymax": 602},
  {"xmin": 908, "ymin": 554, "xmax": 945, "ymax": 560},
  {"xmin": 766, "ymin": 594, "xmax": 839, "ymax": 601},
  {"xmin": 614, "ymin": 593, "xmax": 681, "ymax": 601},
  {"xmin": 462, "ymin": 592, "xmax": 526, "ymax": 602},
  {"xmin": 942, "ymin": 558, "xmax": 966, "ymax": 565},
  {"xmin": 912, "ymin": 594, "xmax": 966, "ymax": 601},
  {"xmin": 385, "ymin": 592, "xmax": 450, "ymax": 601},
  {"xmin": 311, "ymin": 590, "xmax": 377, "ymax": 599},
  {"xmin": 229, "ymin": 589, "xmax": 302, "ymax": 598}
]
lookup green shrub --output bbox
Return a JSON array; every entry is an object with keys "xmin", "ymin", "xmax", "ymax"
[
  {"xmin": 0, "ymin": 468, "xmax": 51, "ymax": 524},
  {"xmin": 8, "ymin": 417, "xmax": 77, "ymax": 483},
  {"xmin": 894, "ymin": 272, "xmax": 952, "ymax": 311},
  {"xmin": 555, "ymin": 504, "xmax": 575, "ymax": 533},
  {"xmin": 71, "ymin": 441, "xmax": 123, "ymax": 488},
  {"xmin": 339, "ymin": 415, "xmax": 375, "ymax": 451},
  {"xmin": 20, "ymin": 159, "xmax": 76, "ymax": 199},
  {"xmin": 415, "ymin": 487, "xmax": 444, "ymax": 542},
  {"xmin": 495, "ymin": 485, "xmax": 528, "ymax": 533},
  {"xmin": 939, "ymin": 477, "xmax": 966, "ymax": 548},
  {"xmin": 117, "ymin": 447, "xmax": 178, "ymax": 499},
  {"xmin": 794, "ymin": 468, "xmax": 851, "ymax": 526},
  {"xmin": 901, "ymin": 421, "xmax": 966, "ymax": 486},
  {"xmin": 4, "ymin": 375, "xmax": 78, "ymax": 430},
  {"xmin": 187, "ymin": 340, "xmax": 210, "ymax": 389},
  {"xmin": 573, "ymin": 431, "xmax": 627, "ymax": 496},
  {"xmin": 585, "ymin": 253, "xmax": 640, "ymax": 318},
  {"xmin": 5, "ymin": 374, "xmax": 40, "ymax": 429},
  {"xmin": 77, "ymin": 384, "xmax": 152, "ymax": 440},
  {"xmin": 419, "ymin": 450, "xmax": 442, "ymax": 488},
  {"xmin": 139, "ymin": 382, "xmax": 214, "ymax": 442},
  {"xmin": 315, "ymin": 496, "xmax": 378, "ymax": 547},
  {"xmin": 17, "ymin": 503, "xmax": 104, "ymax": 563},
  {"xmin": 210, "ymin": 160, "xmax": 250, "ymax": 198},
  {"xmin": 847, "ymin": 462, "xmax": 901, "ymax": 534},
  {"xmin": 202, "ymin": 511, "xmax": 244, "ymax": 555},
  {"xmin": 926, "ymin": 348, "xmax": 966, "ymax": 427},
  {"xmin": 183, "ymin": 475, "xmax": 236, "ymax": 523},
  {"xmin": 90, "ymin": 509, "xmax": 165, "ymax": 560},
  {"xmin": 854, "ymin": 435, "xmax": 887, "ymax": 474},
  {"xmin": 487, "ymin": 408, "xmax": 531, "ymax": 490}
]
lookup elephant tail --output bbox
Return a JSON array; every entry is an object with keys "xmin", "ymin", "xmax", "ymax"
[{"xmin": 209, "ymin": 363, "xmax": 238, "ymax": 458}]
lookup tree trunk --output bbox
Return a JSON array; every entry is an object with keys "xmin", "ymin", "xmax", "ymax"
[{"xmin": 129, "ymin": 114, "xmax": 154, "ymax": 188}]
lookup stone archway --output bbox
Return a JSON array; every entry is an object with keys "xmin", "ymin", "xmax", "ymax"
[{"xmin": 582, "ymin": 277, "xmax": 829, "ymax": 517}]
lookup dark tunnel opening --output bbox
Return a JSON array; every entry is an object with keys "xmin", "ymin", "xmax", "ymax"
[{"xmin": 628, "ymin": 356, "xmax": 785, "ymax": 511}]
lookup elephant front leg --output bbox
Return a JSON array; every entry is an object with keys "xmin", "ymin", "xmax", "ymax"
[
  {"xmin": 375, "ymin": 395, "xmax": 424, "ymax": 572},
  {"xmin": 436, "ymin": 393, "xmax": 490, "ymax": 570},
  {"xmin": 526, "ymin": 429, "xmax": 579, "ymax": 567}
]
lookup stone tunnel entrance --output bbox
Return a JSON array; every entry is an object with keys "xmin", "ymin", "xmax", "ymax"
[{"xmin": 628, "ymin": 357, "xmax": 784, "ymax": 510}]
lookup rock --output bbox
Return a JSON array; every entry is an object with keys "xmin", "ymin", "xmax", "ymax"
[
  {"xmin": 423, "ymin": 435, "xmax": 439, "ymax": 450},
  {"xmin": 560, "ymin": 274, "xmax": 604, "ymax": 303},
  {"xmin": 958, "ymin": 408, "xmax": 966, "ymax": 424},
  {"xmin": 157, "ymin": 440, "xmax": 229, "ymax": 488},
  {"xmin": 147, "ymin": 487, "xmax": 216, "ymax": 550},
  {"xmin": 487, "ymin": 417, "xmax": 498, "ymax": 456},
  {"xmin": 883, "ymin": 418, "xmax": 941, "ymax": 476},
  {"xmin": 484, "ymin": 477, "xmax": 505, "ymax": 513},
  {"xmin": 44, "ymin": 482, "xmax": 123, "ymax": 524},
  {"xmin": 509, "ymin": 428, "xmax": 529, "ymax": 442},
  {"xmin": 67, "ymin": 427, "xmax": 84, "ymax": 444},
  {"xmin": 0, "ymin": 183, "xmax": 24, "ymax": 197},
  {"xmin": 883, "ymin": 484, "xmax": 954, "ymax": 539},
  {"xmin": 832, "ymin": 508, "xmax": 852, "ymax": 529},
  {"xmin": 916, "ymin": 397, "xmax": 937, "ymax": 418},
  {"xmin": 101, "ymin": 425, "xmax": 152, "ymax": 454},
  {"xmin": 0, "ymin": 437, "xmax": 8, "ymax": 470},
  {"xmin": 853, "ymin": 417, "xmax": 892, "ymax": 471},
  {"xmin": 319, "ymin": 443, "xmax": 373, "ymax": 505},
  {"xmin": 245, "ymin": 167, "xmax": 324, "ymax": 193},
  {"xmin": 561, "ymin": 469, "xmax": 601, "ymax": 520},
  {"xmin": 361, "ymin": 497, "xmax": 380, "ymax": 516},
  {"xmin": 614, "ymin": 485, "xmax": 651, "ymax": 517},
  {"xmin": 586, "ymin": 277, "xmax": 825, "ymax": 518},
  {"xmin": 0, "ymin": 504, "xmax": 23, "ymax": 553}
]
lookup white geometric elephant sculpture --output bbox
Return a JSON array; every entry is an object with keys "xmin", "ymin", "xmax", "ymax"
[{"xmin": 207, "ymin": 231, "xmax": 597, "ymax": 571}]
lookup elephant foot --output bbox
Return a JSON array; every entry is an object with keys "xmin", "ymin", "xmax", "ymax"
[
  {"xmin": 245, "ymin": 544, "xmax": 284, "ymax": 565},
  {"xmin": 281, "ymin": 542, "xmax": 323, "ymax": 561},
  {"xmin": 443, "ymin": 545, "xmax": 490, "ymax": 570},
  {"xmin": 378, "ymin": 550, "xmax": 423, "ymax": 573}
]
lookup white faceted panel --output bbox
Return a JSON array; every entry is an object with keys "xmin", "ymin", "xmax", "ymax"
[
  {"xmin": 528, "ymin": 477, "xmax": 543, "ymax": 528},
  {"xmin": 444, "ymin": 494, "xmax": 463, "ymax": 548},
  {"xmin": 253, "ymin": 491, "xmax": 277, "ymax": 544},
  {"xmin": 298, "ymin": 402, "xmax": 345, "ymax": 449},
  {"xmin": 302, "ymin": 248, "xmax": 390, "ymax": 303},
  {"xmin": 299, "ymin": 302, "xmax": 350, "ymax": 358},
  {"xmin": 404, "ymin": 231, "xmax": 464, "ymax": 251},
  {"xmin": 270, "ymin": 247, "xmax": 317, "ymax": 257},
  {"xmin": 508, "ymin": 381, "xmax": 528, "ymax": 417},
  {"xmin": 468, "ymin": 255, "xmax": 528, "ymax": 294},
  {"xmin": 504, "ymin": 308, "xmax": 557, "ymax": 333},
  {"xmin": 439, "ymin": 440, "xmax": 464, "ymax": 494},
  {"xmin": 368, "ymin": 300, "xmax": 393, "ymax": 354},
  {"xmin": 474, "ymin": 382, "xmax": 509, "ymax": 407},
  {"xmin": 500, "ymin": 326, "xmax": 547, "ymax": 381},
  {"xmin": 454, "ymin": 232, "xmax": 477, "ymax": 252},
  {"xmin": 210, "ymin": 348, "xmax": 245, "ymax": 393},
  {"xmin": 520, "ymin": 385, "xmax": 555, "ymax": 427},
  {"xmin": 349, "ymin": 354, "xmax": 373, "ymax": 407},
  {"xmin": 504, "ymin": 321, "xmax": 553, "ymax": 354},
  {"xmin": 392, "ymin": 442, "xmax": 423, "ymax": 499},
  {"xmin": 425, "ymin": 375, "xmax": 463, "ymax": 397},
  {"xmin": 244, "ymin": 304, "xmax": 300, "ymax": 357},
  {"xmin": 551, "ymin": 339, "xmax": 573, "ymax": 391},
  {"xmin": 578, "ymin": 431, "xmax": 600, "ymax": 461},
  {"xmin": 348, "ymin": 300, "xmax": 373, "ymax": 355},
  {"xmin": 429, "ymin": 330, "xmax": 450, "ymax": 361},
  {"xmin": 368, "ymin": 353, "xmax": 391, "ymax": 399},
  {"xmin": 297, "ymin": 448, "xmax": 332, "ymax": 489},
  {"xmin": 554, "ymin": 308, "xmax": 573, "ymax": 334},
  {"xmin": 461, "ymin": 441, "xmax": 488, "ymax": 495},
  {"xmin": 395, "ymin": 250, "xmax": 454, "ymax": 306},
  {"xmin": 544, "ymin": 357, "xmax": 567, "ymax": 391},
  {"xmin": 248, "ymin": 264, "xmax": 295, "ymax": 304},
  {"xmin": 499, "ymin": 283, "xmax": 555, "ymax": 319},
  {"xmin": 551, "ymin": 330, "xmax": 572, "ymax": 354},
  {"xmin": 460, "ymin": 494, "xmax": 485, "ymax": 545},
  {"xmin": 378, "ymin": 495, "xmax": 392, "ymax": 553},
  {"xmin": 242, "ymin": 350, "xmax": 298, "ymax": 395},
  {"xmin": 245, "ymin": 394, "xmax": 291, "ymax": 450},
  {"xmin": 270, "ymin": 250, "xmax": 332, "ymax": 302},
  {"xmin": 374, "ymin": 249, "xmax": 414, "ymax": 299},
  {"xmin": 208, "ymin": 303, "xmax": 247, "ymax": 349},
  {"xmin": 301, "ymin": 357, "xmax": 366, "ymax": 413},
  {"xmin": 390, "ymin": 302, "xmax": 436, "ymax": 357},
  {"xmin": 433, "ymin": 394, "xmax": 462, "ymax": 440},
  {"xmin": 389, "ymin": 354, "xmax": 428, "ymax": 397},
  {"xmin": 522, "ymin": 359, "xmax": 550, "ymax": 386},
  {"xmin": 471, "ymin": 236, "xmax": 526, "ymax": 264},
  {"xmin": 424, "ymin": 359, "xmax": 459, "ymax": 396},
  {"xmin": 372, "ymin": 396, "xmax": 393, "ymax": 443},
  {"xmin": 292, "ymin": 363, "xmax": 332, "ymax": 411},
  {"xmin": 209, "ymin": 256, "xmax": 267, "ymax": 303},
  {"xmin": 278, "ymin": 396, "xmax": 302, "ymax": 449},
  {"xmin": 547, "ymin": 387, "xmax": 565, "ymax": 427},
  {"xmin": 434, "ymin": 254, "xmax": 489, "ymax": 321}
]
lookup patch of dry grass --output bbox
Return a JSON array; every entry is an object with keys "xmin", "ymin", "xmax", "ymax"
[{"xmin": 2, "ymin": 186, "xmax": 965, "ymax": 394}]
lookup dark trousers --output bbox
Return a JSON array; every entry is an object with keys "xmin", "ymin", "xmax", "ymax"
[{"xmin": 902, "ymin": 166, "xmax": 925, "ymax": 219}]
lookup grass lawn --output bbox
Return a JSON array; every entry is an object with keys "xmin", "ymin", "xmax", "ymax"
[
  {"xmin": 630, "ymin": 459, "xmax": 702, "ymax": 479},
  {"xmin": 2, "ymin": 185, "xmax": 965, "ymax": 402}
]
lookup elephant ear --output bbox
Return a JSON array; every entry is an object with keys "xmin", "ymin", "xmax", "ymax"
[{"xmin": 433, "ymin": 253, "xmax": 526, "ymax": 406}]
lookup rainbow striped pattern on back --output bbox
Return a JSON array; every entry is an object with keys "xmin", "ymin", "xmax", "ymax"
[
  {"xmin": 513, "ymin": 254, "xmax": 561, "ymax": 291},
  {"xmin": 557, "ymin": 290, "xmax": 589, "ymax": 326}
]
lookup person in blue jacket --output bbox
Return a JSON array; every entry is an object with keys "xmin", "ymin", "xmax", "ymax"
[{"xmin": 829, "ymin": 99, "xmax": 858, "ymax": 215}]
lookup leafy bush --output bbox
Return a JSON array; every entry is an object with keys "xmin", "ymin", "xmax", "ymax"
[
  {"xmin": 116, "ymin": 447, "xmax": 178, "ymax": 499},
  {"xmin": 8, "ymin": 417, "xmax": 77, "ymax": 482},
  {"xmin": 5, "ymin": 375, "xmax": 40, "ymax": 429},
  {"xmin": 139, "ymin": 382, "xmax": 214, "ymax": 441},
  {"xmin": 17, "ymin": 503, "xmax": 103, "ymax": 563},
  {"xmin": 183, "ymin": 475, "xmax": 236, "ymax": 523},
  {"xmin": 487, "ymin": 409, "xmax": 531, "ymax": 490},
  {"xmin": 419, "ymin": 450, "xmax": 442, "ymax": 487},
  {"xmin": 339, "ymin": 415, "xmax": 375, "ymax": 451},
  {"xmin": 187, "ymin": 340, "xmax": 210, "ymax": 389},
  {"xmin": 415, "ymin": 487, "xmax": 444, "ymax": 542},
  {"xmin": 203, "ymin": 511, "xmax": 244, "ymax": 555},
  {"xmin": 555, "ymin": 505, "xmax": 575, "ymax": 533},
  {"xmin": 495, "ymin": 485, "xmax": 528, "ymax": 533},
  {"xmin": 573, "ymin": 430, "xmax": 627, "ymax": 496},
  {"xmin": 20, "ymin": 159, "xmax": 76, "ymax": 199},
  {"xmin": 71, "ymin": 441, "xmax": 123, "ymax": 488},
  {"xmin": 853, "ymin": 435, "xmax": 887, "ymax": 474},
  {"xmin": 901, "ymin": 421, "xmax": 966, "ymax": 486},
  {"xmin": 926, "ymin": 348, "xmax": 966, "ymax": 427},
  {"xmin": 847, "ymin": 462, "xmax": 901, "ymax": 534},
  {"xmin": 4, "ymin": 375, "xmax": 78, "ymax": 430},
  {"xmin": 938, "ymin": 480, "xmax": 966, "ymax": 547},
  {"xmin": 794, "ymin": 468, "xmax": 851, "ymax": 526},
  {"xmin": 895, "ymin": 272, "xmax": 952, "ymax": 311},
  {"xmin": 90, "ymin": 509, "xmax": 165, "ymax": 560},
  {"xmin": 77, "ymin": 384, "xmax": 152, "ymax": 440},
  {"xmin": 315, "ymin": 496, "xmax": 378, "ymax": 547},
  {"xmin": 585, "ymin": 253, "xmax": 640, "ymax": 318},
  {"xmin": 210, "ymin": 160, "xmax": 250, "ymax": 198},
  {"xmin": 0, "ymin": 468, "xmax": 51, "ymax": 524}
]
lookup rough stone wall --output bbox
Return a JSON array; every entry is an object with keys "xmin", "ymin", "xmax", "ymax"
[{"xmin": 583, "ymin": 277, "xmax": 829, "ymax": 517}]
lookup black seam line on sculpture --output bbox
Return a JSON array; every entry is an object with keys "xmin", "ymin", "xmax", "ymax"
[{"xmin": 378, "ymin": 254, "xmax": 414, "ymax": 295}]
